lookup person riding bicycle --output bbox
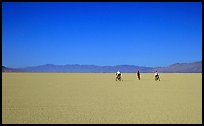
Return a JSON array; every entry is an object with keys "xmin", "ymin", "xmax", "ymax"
[
  {"xmin": 154, "ymin": 71, "xmax": 160, "ymax": 81},
  {"xmin": 116, "ymin": 70, "xmax": 122, "ymax": 81}
]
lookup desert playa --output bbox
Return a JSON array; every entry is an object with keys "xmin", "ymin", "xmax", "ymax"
[{"xmin": 2, "ymin": 73, "xmax": 202, "ymax": 124}]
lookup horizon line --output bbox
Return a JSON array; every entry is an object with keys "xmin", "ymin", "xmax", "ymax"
[{"xmin": 3, "ymin": 60, "xmax": 202, "ymax": 69}]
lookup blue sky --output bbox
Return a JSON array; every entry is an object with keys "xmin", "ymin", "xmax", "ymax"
[{"xmin": 2, "ymin": 2, "xmax": 202, "ymax": 68}]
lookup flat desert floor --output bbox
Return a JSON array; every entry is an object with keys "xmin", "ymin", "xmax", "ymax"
[{"xmin": 2, "ymin": 73, "xmax": 202, "ymax": 124}]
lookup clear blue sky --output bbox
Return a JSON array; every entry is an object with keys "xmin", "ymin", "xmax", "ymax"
[{"xmin": 2, "ymin": 2, "xmax": 202, "ymax": 68}]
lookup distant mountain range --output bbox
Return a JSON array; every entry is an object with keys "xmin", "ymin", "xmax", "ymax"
[{"xmin": 2, "ymin": 61, "xmax": 202, "ymax": 73}]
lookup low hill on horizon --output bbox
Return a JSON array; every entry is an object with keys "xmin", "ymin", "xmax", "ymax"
[
  {"xmin": 154, "ymin": 61, "xmax": 202, "ymax": 73},
  {"xmin": 2, "ymin": 61, "xmax": 202, "ymax": 73}
]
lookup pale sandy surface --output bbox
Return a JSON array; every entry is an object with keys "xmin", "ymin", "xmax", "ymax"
[{"xmin": 2, "ymin": 73, "xmax": 202, "ymax": 124}]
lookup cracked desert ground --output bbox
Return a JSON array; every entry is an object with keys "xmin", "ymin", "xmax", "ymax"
[{"xmin": 2, "ymin": 73, "xmax": 202, "ymax": 124}]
